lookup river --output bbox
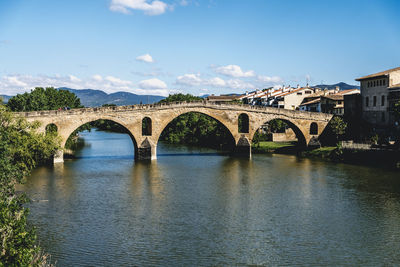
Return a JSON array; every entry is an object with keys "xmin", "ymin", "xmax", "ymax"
[{"xmin": 20, "ymin": 130, "xmax": 400, "ymax": 266}]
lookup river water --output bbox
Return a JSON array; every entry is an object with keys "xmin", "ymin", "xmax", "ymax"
[{"xmin": 21, "ymin": 130, "xmax": 400, "ymax": 266}]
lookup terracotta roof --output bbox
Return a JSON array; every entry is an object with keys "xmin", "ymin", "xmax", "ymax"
[
  {"xmin": 300, "ymin": 98, "xmax": 320, "ymax": 106},
  {"xmin": 276, "ymin": 87, "xmax": 312, "ymax": 97},
  {"xmin": 337, "ymin": 89, "xmax": 360, "ymax": 95},
  {"xmin": 207, "ymin": 95, "xmax": 239, "ymax": 101},
  {"xmin": 355, "ymin": 66, "xmax": 400, "ymax": 81}
]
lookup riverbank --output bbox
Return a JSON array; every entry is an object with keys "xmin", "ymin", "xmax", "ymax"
[{"xmin": 252, "ymin": 141, "xmax": 400, "ymax": 170}]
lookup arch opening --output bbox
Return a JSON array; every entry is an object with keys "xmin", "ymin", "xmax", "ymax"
[
  {"xmin": 64, "ymin": 119, "xmax": 138, "ymax": 159},
  {"xmin": 252, "ymin": 118, "xmax": 307, "ymax": 152},
  {"xmin": 158, "ymin": 111, "xmax": 236, "ymax": 152},
  {"xmin": 310, "ymin": 122, "xmax": 318, "ymax": 135},
  {"xmin": 45, "ymin": 123, "xmax": 58, "ymax": 135},
  {"xmin": 142, "ymin": 117, "xmax": 152, "ymax": 136},
  {"xmin": 238, "ymin": 113, "xmax": 249, "ymax": 133}
]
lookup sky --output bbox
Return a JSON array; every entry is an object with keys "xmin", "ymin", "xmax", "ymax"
[{"xmin": 0, "ymin": 0, "xmax": 399, "ymax": 96}]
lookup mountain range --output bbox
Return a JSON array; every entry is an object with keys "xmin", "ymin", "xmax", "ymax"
[
  {"xmin": 311, "ymin": 82, "xmax": 360, "ymax": 90},
  {"xmin": 1, "ymin": 82, "xmax": 359, "ymax": 106},
  {"xmin": 59, "ymin": 88, "xmax": 165, "ymax": 107}
]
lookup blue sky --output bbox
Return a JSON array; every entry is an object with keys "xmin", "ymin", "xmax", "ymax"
[{"xmin": 0, "ymin": 0, "xmax": 399, "ymax": 96}]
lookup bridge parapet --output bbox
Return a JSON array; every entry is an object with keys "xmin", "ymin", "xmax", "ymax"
[{"xmin": 20, "ymin": 101, "xmax": 332, "ymax": 122}]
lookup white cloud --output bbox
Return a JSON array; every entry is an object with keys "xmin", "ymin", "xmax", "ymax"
[
  {"xmin": 110, "ymin": 0, "xmax": 168, "ymax": 15},
  {"xmin": 105, "ymin": 76, "xmax": 132, "ymax": 86},
  {"xmin": 215, "ymin": 64, "xmax": 256, "ymax": 78},
  {"xmin": 176, "ymin": 73, "xmax": 202, "ymax": 86},
  {"xmin": 136, "ymin": 53, "xmax": 154, "ymax": 63},
  {"xmin": 257, "ymin": 75, "xmax": 282, "ymax": 83},
  {"xmin": 138, "ymin": 78, "xmax": 167, "ymax": 89},
  {"xmin": 0, "ymin": 74, "xmax": 171, "ymax": 96},
  {"xmin": 4, "ymin": 76, "xmax": 28, "ymax": 87},
  {"xmin": 92, "ymin": 74, "xmax": 103, "ymax": 82},
  {"xmin": 69, "ymin": 75, "xmax": 81, "ymax": 82},
  {"xmin": 225, "ymin": 79, "xmax": 255, "ymax": 89},
  {"xmin": 205, "ymin": 77, "xmax": 226, "ymax": 87},
  {"xmin": 175, "ymin": 73, "xmax": 255, "ymax": 91}
]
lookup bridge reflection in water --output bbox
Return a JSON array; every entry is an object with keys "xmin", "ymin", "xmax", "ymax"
[{"xmin": 19, "ymin": 129, "xmax": 400, "ymax": 266}]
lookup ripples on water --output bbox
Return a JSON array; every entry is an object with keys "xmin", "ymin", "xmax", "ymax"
[{"xmin": 20, "ymin": 130, "xmax": 400, "ymax": 266}]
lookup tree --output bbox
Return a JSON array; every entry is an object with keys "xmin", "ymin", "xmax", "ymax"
[
  {"xmin": 0, "ymin": 105, "xmax": 60, "ymax": 266},
  {"xmin": 158, "ymin": 94, "xmax": 234, "ymax": 149},
  {"xmin": 159, "ymin": 93, "xmax": 202, "ymax": 103},
  {"xmin": 329, "ymin": 116, "xmax": 347, "ymax": 142},
  {"xmin": 394, "ymin": 100, "xmax": 400, "ymax": 122},
  {"xmin": 7, "ymin": 87, "xmax": 82, "ymax": 112}
]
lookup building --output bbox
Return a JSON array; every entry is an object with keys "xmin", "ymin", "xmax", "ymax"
[
  {"xmin": 206, "ymin": 95, "xmax": 240, "ymax": 103},
  {"xmin": 299, "ymin": 88, "xmax": 360, "ymax": 113},
  {"xmin": 356, "ymin": 66, "xmax": 400, "ymax": 126},
  {"xmin": 320, "ymin": 89, "xmax": 360, "ymax": 115},
  {"xmin": 272, "ymin": 86, "xmax": 314, "ymax": 110}
]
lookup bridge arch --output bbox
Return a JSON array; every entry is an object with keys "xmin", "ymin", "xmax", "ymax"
[
  {"xmin": 154, "ymin": 110, "xmax": 236, "ymax": 150},
  {"xmin": 251, "ymin": 117, "xmax": 307, "ymax": 147},
  {"xmin": 61, "ymin": 117, "xmax": 139, "ymax": 159},
  {"xmin": 45, "ymin": 123, "xmax": 58, "ymax": 134}
]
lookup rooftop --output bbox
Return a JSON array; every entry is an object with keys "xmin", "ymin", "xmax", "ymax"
[
  {"xmin": 355, "ymin": 66, "xmax": 400, "ymax": 81},
  {"xmin": 322, "ymin": 94, "xmax": 344, "ymax": 101},
  {"xmin": 300, "ymin": 98, "xmax": 321, "ymax": 106}
]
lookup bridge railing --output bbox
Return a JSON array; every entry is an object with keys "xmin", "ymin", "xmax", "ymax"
[{"xmin": 19, "ymin": 100, "xmax": 333, "ymax": 121}]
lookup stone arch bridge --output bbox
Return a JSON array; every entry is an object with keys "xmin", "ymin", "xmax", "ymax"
[{"xmin": 21, "ymin": 102, "xmax": 334, "ymax": 163}]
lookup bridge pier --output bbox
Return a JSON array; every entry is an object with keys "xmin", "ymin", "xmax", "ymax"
[
  {"xmin": 53, "ymin": 150, "xmax": 64, "ymax": 163},
  {"xmin": 234, "ymin": 136, "xmax": 252, "ymax": 158},
  {"xmin": 135, "ymin": 138, "xmax": 157, "ymax": 161}
]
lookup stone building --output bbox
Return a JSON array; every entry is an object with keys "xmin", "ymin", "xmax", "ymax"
[{"xmin": 356, "ymin": 66, "xmax": 400, "ymax": 126}]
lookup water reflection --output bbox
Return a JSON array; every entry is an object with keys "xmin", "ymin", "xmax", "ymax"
[{"xmin": 19, "ymin": 130, "xmax": 400, "ymax": 266}]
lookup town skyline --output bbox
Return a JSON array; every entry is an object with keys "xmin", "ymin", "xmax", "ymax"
[{"xmin": 1, "ymin": 0, "xmax": 399, "ymax": 96}]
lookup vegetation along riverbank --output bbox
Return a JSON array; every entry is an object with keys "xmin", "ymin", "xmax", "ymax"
[{"xmin": 0, "ymin": 101, "xmax": 59, "ymax": 266}]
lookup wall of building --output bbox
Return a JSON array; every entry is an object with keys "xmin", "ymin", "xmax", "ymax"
[
  {"xmin": 283, "ymin": 88, "xmax": 313, "ymax": 110},
  {"xmin": 360, "ymin": 77, "xmax": 389, "ymax": 126},
  {"xmin": 389, "ymin": 70, "xmax": 400, "ymax": 86}
]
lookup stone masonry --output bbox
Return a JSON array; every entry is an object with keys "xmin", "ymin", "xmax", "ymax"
[{"xmin": 20, "ymin": 101, "xmax": 333, "ymax": 163}]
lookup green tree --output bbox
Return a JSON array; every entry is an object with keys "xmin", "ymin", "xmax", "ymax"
[
  {"xmin": 7, "ymin": 87, "xmax": 82, "ymax": 112},
  {"xmin": 329, "ymin": 116, "xmax": 347, "ymax": 142},
  {"xmin": 0, "ymin": 105, "xmax": 60, "ymax": 266},
  {"xmin": 158, "ymin": 94, "xmax": 234, "ymax": 149},
  {"xmin": 159, "ymin": 93, "xmax": 202, "ymax": 103}
]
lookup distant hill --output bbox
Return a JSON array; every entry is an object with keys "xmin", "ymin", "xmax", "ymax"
[
  {"xmin": 0, "ymin": 95, "xmax": 12, "ymax": 103},
  {"xmin": 58, "ymin": 88, "xmax": 165, "ymax": 107},
  {"xmin": 312, "ymin": 82, "xmax": 360, "ymax": 90}
]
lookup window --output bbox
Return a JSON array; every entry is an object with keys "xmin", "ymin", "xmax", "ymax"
[
  {"xmin": 381, "ymin": 95, "xmax": 385, "ymax": 106},
  {"xmin": 297, "ymin": 92, "xmax": 302, "ymax": 95},
  {"xmin": 238, "ymin": 113, "xmax": 249, "ymax": 133},
  {"xmin": 338, "ymin": 101, "xmax": 342, "ymax": 105},
  {"xmin": 142, "ymin": 117, "xmax": 152, "ymax": 136},
  {"xmin": 310, "ymin": 122, "xmax": 318, "ymax": 135},
  {"xmin": 383, "ymin": 79, "xmax": 386, "ymax": 86},
  {"xmin": 305, "ymin": 91, "xmax": 312, "ymax": 94},
  {"xmin": 365, "ymin": 96, "xmax": 369, "ymax": 107},
  {"xmin": 379, "ymin": 80, "xmax": 382, "ymax": 86},
  {"xmin": 373, "ymin": 96, "xmax": 377, "ymax": 106}
]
